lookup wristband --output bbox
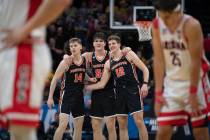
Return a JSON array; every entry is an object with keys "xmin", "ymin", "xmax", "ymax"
[
  {"xmin": 143, "ymin": 81, "xmax": 148, "ymax": 85},
  {"xmin": 202, "ymin": 63, "xmax": 209, "ymax": 73},
  {"xmin": 190, "ymin": 86, "xmax": 197, "ymax": 95},
  {"xmin": 155, "ymin": 97, "xmax": 163, "ymax": 104},
  {"xmin": 155, "ymin": 90, "xmax": 163, "ymax": 96}
]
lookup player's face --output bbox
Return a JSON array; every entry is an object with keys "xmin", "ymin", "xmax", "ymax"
[
  {"xmin": 93, "ymin": 38, "xmax": 105, "ymax": 51},
  {"xmin": 69, "ymin": 42, "xmax": 82, "ymax": 55},
  {"xmin": 108, "ymin": 40, "xmax": 120, "ymax": 54},
  {"xmin": 158, "ymin": 11, "xmax": 173, "ymax": 23}
]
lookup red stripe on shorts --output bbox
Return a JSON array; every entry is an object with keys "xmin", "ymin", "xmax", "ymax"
[
  {"xmin": 158, "ymin": 119, "xmax": 187, "ymax": 126},
  {"xmin": 13, "ymin": 44, "xmax": 33, "ymax": 112}
]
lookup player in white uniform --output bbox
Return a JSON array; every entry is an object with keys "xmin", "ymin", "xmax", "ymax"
[
  {"xmin": 152, "ymin": 0, "xmax": 209, "ymax": 140},
  {"xmin": 0, "ymin": 0, "xmax": 71, "ymax": 140}
]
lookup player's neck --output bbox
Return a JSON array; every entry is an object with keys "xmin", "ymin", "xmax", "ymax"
[
  {"xmin": 73, "ymin": 54, "xmax": 82, "ymax": 62},
  {"xmin": 112, "ymin": 49, "xmax": 122, "ymax": 60},
  {"xmin": 95, "ymin": 49, "xmax": 106, "ymax": 57},
  {"xmin": 166, "ymin": 12, "xmax": 183, "ymax": 33}
]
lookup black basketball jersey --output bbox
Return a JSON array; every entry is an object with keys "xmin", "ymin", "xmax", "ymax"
[
  {"xmin": 64, "ymin": 57, "xmax": 86, "ymax": 93},
  {"xmin": 91, "ymin": 51, "xmax": 114, "ymax": 90},
  {"xmin": 110, "ymin": 54, "xmax": 139, "ymax": 88}
]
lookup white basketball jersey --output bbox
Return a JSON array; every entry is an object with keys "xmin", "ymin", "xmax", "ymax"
[
  {"xmin": 158, "ymin": 14, "xmax": 191, "ymax": 81},
  {"xmin": 0, "ymin": 0, "xmax": 45, "ymax": 49}
]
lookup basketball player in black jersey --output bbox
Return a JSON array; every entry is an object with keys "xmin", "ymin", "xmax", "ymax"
[
  {"xmin": 86, "ymin": 35, "xmax": 149, "ymax": 140},
  {"xmin": 47, "ymin": 38, "xmax": 95, "ymax": 140},
  {"xmin": 83, "ymin": 32, "xmax": 117, "ymax": 140}
]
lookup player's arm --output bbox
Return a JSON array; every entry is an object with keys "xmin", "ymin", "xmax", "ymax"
[
  {"xmin": 85, "ymin": 60, "xmax": 111, "ymax": 90},
  {"xmin": 185, "ymin": 18, "xmax": 203, "ymax": 117},
  {"xmin": 127, "ymin": 51, "xmax": 149, "ymax": 97},
  {"xmin": 83, "ymin": 52, "xmax": 95, "ymax": 77},
  {"xmin": 84, "ymin": 74, "xmax": 97, "ymax": 83},
  {"xmin": 152, "ymin": 20, "xmax": 167, "ymax": 116},
  {"xmin": 186, "ymin": 18, "xmax": 203, "ymax": 91},
  {"xmin": 1, "ymin": 0, "xmax": 71, "ymax": 47},
  {"xmin": 127, "ymin": 51, "xmax": 149, "ymax": 83},
  {"xmin": 82, "ymin": 52, "xmax": 92, "ymax": 63},
  {"xmin": 152, "ymin": 23, "xmax": 165, "ymax": 93},
  {"xmin": 47, "ymin": 60, "xmax": 69, "ymax": 108}
]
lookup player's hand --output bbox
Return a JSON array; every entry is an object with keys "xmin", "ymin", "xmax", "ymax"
[
  {"xmin": 122, "ymin": 46, "xmax": 131, "ymax": 55},
  {"xmin": 47, "ymin": 97, "xmax": 54, "ymax": 109},
  {"xmin": 1, "ymin": 27, "xmax": 29, "ymax": 48},
  {"xmin": 140, "ymin": 84, "xmax": 148, "ymax": 98},
  {"xmin": 189, "ymin": 94, "xmax": 202, "ymax": 117},
  {"xmin": 154, "ymin": 95, "xmax": 167, "ymax": 116},
  {"xmin": 89, "ymin": 77, "xmax": 97, "ymax": 83}
]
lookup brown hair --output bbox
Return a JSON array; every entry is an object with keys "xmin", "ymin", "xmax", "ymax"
[
  {"xmin": 69, "ymin": 38, "xmax": 82, "ymax": 45},
  {"xmin": 107, "ymin": 35, "xmax": 121, "ymax": 44},
  {"xmin": 153, "ymin": 0, "xmax": 181, "ymax": 12},
  {"xmin": 93, "ymin": 32, "xmax": 106, "ymax": 41}
]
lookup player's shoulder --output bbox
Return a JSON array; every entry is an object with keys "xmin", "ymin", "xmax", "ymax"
[
  {"xmin": 83, "ymin": 52, "xmax": 93, "ymax": 57},
  {"xmin": 82, "ymin": 52, "xmax": 92, "ymax": 56},
  {"xmin": 185, "ymin": 15, "xmax": 201, "ymax": 29},
  {"xmin": 82, "ymin": 52, "xmax": 93, "ymax": 61},
  {"xmin": 61, "ymin": 58, "xmax": 70, "ymax": 66},
  {"xmin": 58, "ymin": 59, "xmax": 69, "ymax": 72}
]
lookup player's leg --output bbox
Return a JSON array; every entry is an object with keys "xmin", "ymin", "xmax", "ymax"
[
  {"xmin": 155, "ymin": 98, "xmax": 186, "ymax": 139},
  {"xmin": 53, "ymin": 113, "xmax": 69, "ymax": 140},
  {"xmin": 156, "ymin": 80, "xmax": 192, "ymax": 140},
  {"xmin": 190, "ymin": 112, "xmax": 209, "ymax": 140},
  {"xmin": 90, "ymin": 93, "xmax": 104, "ymax": 140},
  {"xmin": 115, "ymin": 88, "xmax": 129, "ymax": 140},
  {"xmin": 105, "ymin": 116, "xmax": 117, "ymax": 140},
  {"xmin": 155, "ymin": 125, "xmax": 173, "ymax": 140},
  {"xmin": 127, "ymin": 88, "xmax": 148, "ymax": 140},
  {"xmin": 117, "ymin": 115, "xmax": 129, "ymax": 140},
  {"xmin": 73, "ymin": 116, "xmax": 84, "ymax": 140},
  {"xmin": 71, "ymin": 96, "xmax": 85, "ymax": 140},
  {"xmin": 132, "ymin": 111, "xmax": 148, "ymax": 140},
  {"xmin": 103, "ymin": 90, "xmax": 117, "ymax": 140},
  {"xmin": 192, "ymin": 126, "xmax": 209, "ymax": 140},
  {"xmin": 91, "ymin": 117, "xmax": 104, "ymax": 140},
  {"xmin": 54, "ymin": 97, "xmax": 71, "ymax": 140},
  {"xmin": 10, "ymin": 125, "xmax": 37, "ymax": 140}
]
